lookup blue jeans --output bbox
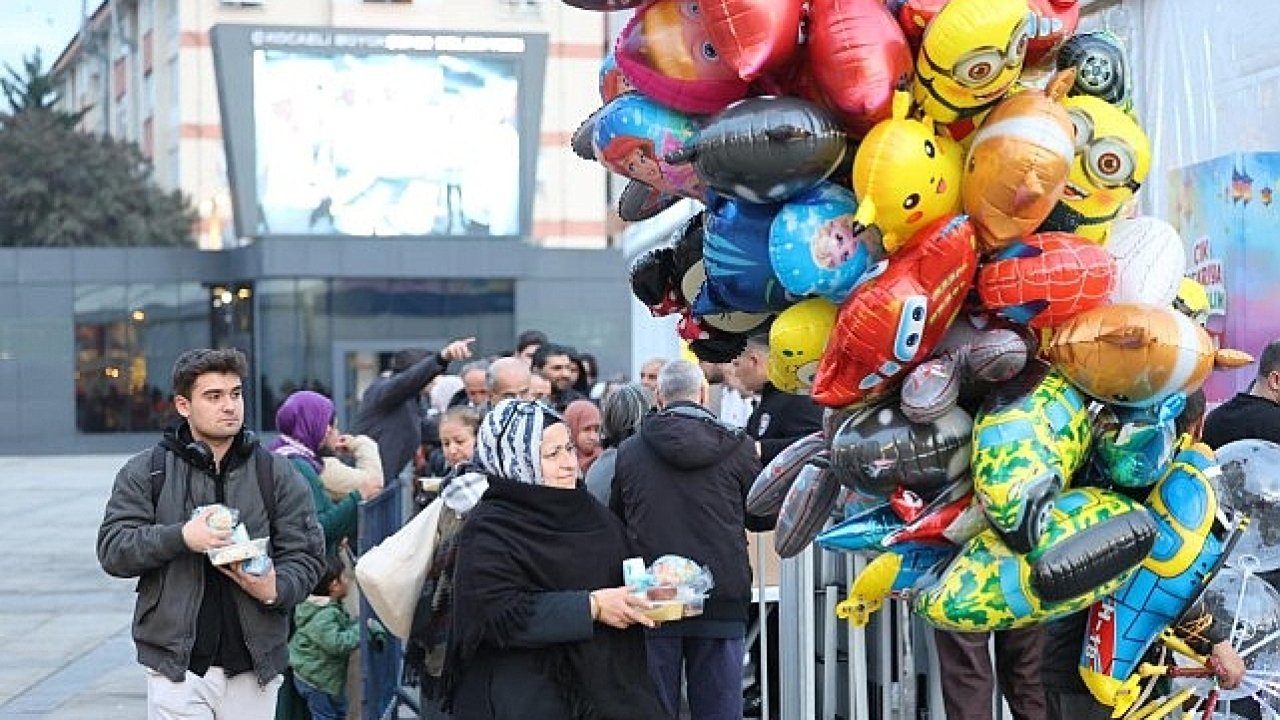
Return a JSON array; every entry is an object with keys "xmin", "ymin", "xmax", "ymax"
[
  {"xmin": 293, "ymin": 675, "xmax": 347, "ymax": 720},
  {"xmin": 645, "ymin": 635, "xmax": 745, "ymax": 720}
]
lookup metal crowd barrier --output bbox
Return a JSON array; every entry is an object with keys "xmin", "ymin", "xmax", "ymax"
[{"xmin": 357, "ymin": 478, "xmax": 412, "ymax": 720}]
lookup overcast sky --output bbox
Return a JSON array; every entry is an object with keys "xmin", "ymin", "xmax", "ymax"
[{"xmin": 0, "ymin": 0, "xmax": 87, "ymax": 75}]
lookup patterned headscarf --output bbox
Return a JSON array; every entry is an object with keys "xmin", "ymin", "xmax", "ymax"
[
  {"xmin": 473, "ymin": 399, "xmax": 564, "ymax": 486},
  {"xmin": 269, "ymin": 390, "xmax": 334, "ymax": 473}
]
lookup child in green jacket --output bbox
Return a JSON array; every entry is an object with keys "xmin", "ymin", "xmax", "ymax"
[{"xmin": 289, "ymin": 557, "xmax": 386, "ymax": 720}]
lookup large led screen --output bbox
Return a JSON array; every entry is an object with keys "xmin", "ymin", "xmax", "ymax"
[{"xmin": 211, "ymin": 26, "xmax": 547, "ymax": 240}]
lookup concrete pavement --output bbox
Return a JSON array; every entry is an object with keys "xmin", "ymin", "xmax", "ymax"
[{"xmin": 0, "ymin": 454, "xmax": 143, "ymax": 719}]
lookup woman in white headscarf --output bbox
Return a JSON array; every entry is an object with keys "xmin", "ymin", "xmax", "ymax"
[{"xmin": 441, "ymin": 399, "xmax": 664, "ymax": 720}]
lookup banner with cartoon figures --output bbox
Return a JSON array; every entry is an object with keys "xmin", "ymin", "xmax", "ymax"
[
  {"xmin": 562, "ymin": 0, "xmax": 1278, "ymax": 714},
  {"xmin": 1170, "ymin": 152, "xmax": 1280, "ymax": 403}
]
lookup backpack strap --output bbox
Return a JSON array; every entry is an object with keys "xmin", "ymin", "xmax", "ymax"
[
  {"xmin": 149, "ymin": 444, "xmax": 168, "ymax": 507},
  {"xmin": 254, "ymin": 447, "xmax": 277, "ymax": 524}
]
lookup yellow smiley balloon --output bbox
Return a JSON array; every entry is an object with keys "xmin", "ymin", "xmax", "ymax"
[{"xmin": 768, "ymin": 298, "xmax": 838, "ymax": 395}]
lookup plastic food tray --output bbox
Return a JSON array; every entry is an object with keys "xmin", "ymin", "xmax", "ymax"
[{"xmin": 208, "ymin": 537, "xmax": 269, "ymax": 566}]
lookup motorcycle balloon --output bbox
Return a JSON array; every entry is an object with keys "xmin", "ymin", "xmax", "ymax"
[
  {"xmin": 1056, "ymin": 30, "xmax": 1133, "ymax": 111},
  {"xmin": 829, "ymin": 398, "xmax": 972, "ymax": 498},
  {"xmin": 775, "ymin": 460, "xmax": 843, "ymax": 558},
  {"xmin": 746, "ymin": 433, "xmax": 827, "ymax": 516},
  {"xmin": 669, "ymin": 96, "xmax": 849, "ymax": 204},
  {"xmin": 807, "ymin": 0, "xmax": 914, "ymax": 137},
  {"xmin": 614, "ymin": 1, "xmax": 751, "ymax": 114}
]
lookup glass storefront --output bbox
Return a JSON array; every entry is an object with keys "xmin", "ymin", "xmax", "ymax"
[
  {"xmin": 74, "ymin": 277, "xmax": 515, "ymax": 433},
  {"xmin": 74, "ymin": 282, "xmax": 208, "ymax": 433}
]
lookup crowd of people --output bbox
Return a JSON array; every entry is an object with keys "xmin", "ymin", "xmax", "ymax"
[
  {"xmin": 95, "ymin": 326, "xmax": 825, "ymax": 720},
  {"xmin": 95, "ymin": 328, "xmax": 1280, "ymax": 720}
]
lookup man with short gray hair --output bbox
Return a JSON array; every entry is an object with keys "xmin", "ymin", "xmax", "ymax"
[
  {"xmin": 612, "ymin": 359, "xmax": 769, "ymax": 720},
  {"xmin": 487, "ymin": 356, "xmax": 532, "ymax": 403}
]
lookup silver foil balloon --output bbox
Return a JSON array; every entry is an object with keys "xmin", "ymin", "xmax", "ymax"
[
  {"xmin": 666, "ymin": 96, "xmax": 848, "ymax": 204},
  {"xmin": 1172, "ymin": 567, "xmax": 1280, "ymax": 711},
  {"xmin": 775, "ymin": 459, "xmax": 842, "ymax": 559},
  {"xmin": 1215, "ymin": 439, "xmax": 1280, "ymax": 574},
  {"xmin": 829, "ymin": 399, "xmax": 972, "ymax": 499}
]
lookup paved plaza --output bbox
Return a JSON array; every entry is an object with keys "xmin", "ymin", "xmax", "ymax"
[{"xmin": 0, "ymin": 454, "xmax": 143, "ymax": 719}]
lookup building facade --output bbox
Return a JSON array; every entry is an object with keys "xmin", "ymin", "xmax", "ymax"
[
  {"xmin": 0, "ymin": 0, "xmax": 638, "ymax": 454},
  {"xmin": 52, "ymin": 0, "xmax": 616, "ymax": 250}
]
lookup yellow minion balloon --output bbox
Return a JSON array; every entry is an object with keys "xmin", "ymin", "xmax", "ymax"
[
  {"xmin": 912, "ymin": 0, "xmax": 1033, "ymax": 124},
  {"xmin": 1039, "ymin": 94, "xmax": 1151, "ymax": 243},
  {"xmin": 851, "ymin": 91, "xmax": 964, "ymax": 253},
  {"xmin": 768, "ymin": 298, "xmax": 838, "ymax": 395},
  {"xmin": 1173, "ymin": 277, "xmax": 1210, "ymax": 326}
]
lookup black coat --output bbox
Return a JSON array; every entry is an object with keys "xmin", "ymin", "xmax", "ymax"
[
  {"xmin": 744, "ymin": 382, "xmax": 824, "ymax": 464},
  {"xmin": 611, "ymin": 402, "xmax": 767, "ymax": 631},
  {"xmin": 1202, "ymin": 392, "xmax": 1280, "ymax": 449}
]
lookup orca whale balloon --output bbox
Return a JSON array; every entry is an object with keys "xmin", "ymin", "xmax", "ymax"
[
  {"xmin": 747, "ymin": 432, "xmax": 827, "ymax": 515},
  {"xmin": 775, "ymin": 457, "xmax": 843, "ymax": 558},
  {"xmin": 667, "ymin": 96, "xmax": 849, "ymax": 204}
]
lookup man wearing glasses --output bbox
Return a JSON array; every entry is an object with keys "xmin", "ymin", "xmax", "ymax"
[{"xmin": 1202, "ymin": 339, "xmax": 1280, "ymax": 449}]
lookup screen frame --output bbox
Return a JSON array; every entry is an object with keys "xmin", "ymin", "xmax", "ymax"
[{"xmin": 210, "ymin": 24, "xmax": 548, "ymax": 242}]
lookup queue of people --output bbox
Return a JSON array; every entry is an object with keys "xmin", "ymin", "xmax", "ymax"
[{"xmin": 96, "ymin": 329, "xmax": 1269, "ymax": 720}]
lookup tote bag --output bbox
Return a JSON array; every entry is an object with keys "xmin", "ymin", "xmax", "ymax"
[{"xmin": 355, "ymin": 497, "xmax": 442, "ymax": 639}]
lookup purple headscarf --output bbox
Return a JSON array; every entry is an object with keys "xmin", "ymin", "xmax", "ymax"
[{"xmin": 268, "ymin": 390, "xmax": 334, "ymax": 473}]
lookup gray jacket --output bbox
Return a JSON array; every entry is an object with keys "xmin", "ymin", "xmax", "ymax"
[{"xmin": 97, "ymin": 436, "xmax": 325, "ymax": 684}]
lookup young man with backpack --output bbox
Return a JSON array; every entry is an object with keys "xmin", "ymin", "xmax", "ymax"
[{"xmin": 97, "ymin": 348, "xmax": 325, "ymax": 719}]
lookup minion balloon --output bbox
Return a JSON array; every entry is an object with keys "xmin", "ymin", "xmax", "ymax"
[
  {"xmin": 851, "ymin": 91, "xmax": 965, "ymax": 253},
  {"xmin": 1038, "ymin": 94, "xmax": 1151, "ymax": 243},
  {"xmin": 912, "ymin": 0, "xmax": 1034, "ymax": 124}
]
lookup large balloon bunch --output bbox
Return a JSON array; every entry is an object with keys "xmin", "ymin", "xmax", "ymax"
[{"xmin": 567, "ymin": 0, "xmax": 1261, "ymax": 711}]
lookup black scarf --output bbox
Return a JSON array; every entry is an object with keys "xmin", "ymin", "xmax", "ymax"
[{"xmin": 444, "ymin": 475, "xmax": 663, "ymax": 720}]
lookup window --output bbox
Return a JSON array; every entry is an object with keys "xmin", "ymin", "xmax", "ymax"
[
  {"xmin": 113, "ymin": 57, "xmax": 127, "ymax": 100},
  {"xmin": 74, "ymin": 282, "xmax": 207, "ymax": 433}
]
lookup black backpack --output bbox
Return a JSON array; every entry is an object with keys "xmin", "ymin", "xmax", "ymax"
[{"xmin": 149, "ymin": 444, "xmax": 278, "ymax": 522}]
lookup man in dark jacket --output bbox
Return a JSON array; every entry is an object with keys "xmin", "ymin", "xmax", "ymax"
[
  {"xmin": 733, "ymin": 333, "xmax": 824, "ymax": 464},
  {"xmin": 351, "ymin": 337, "xmax": 474, "ymax": 481},
  {"xmin": 612, "ymin": 359, "xmax": 769, "ymax": 720},
  {"xmin": 98, "ymin": 348, "xmax": 326, "ymax": 719},
  {"xmin": 1203, "ymin": 338, "xmax": 1280, "ymax": 449}
]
